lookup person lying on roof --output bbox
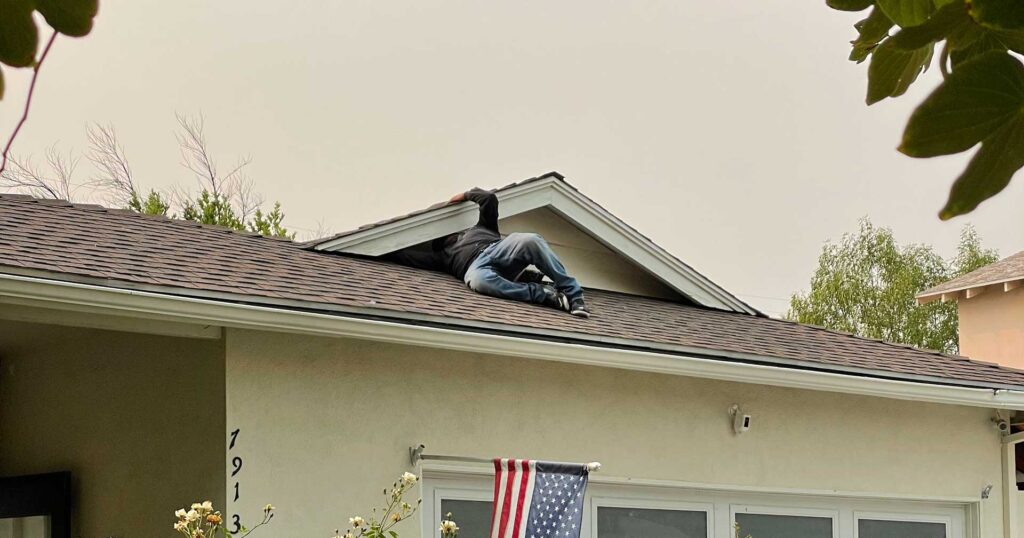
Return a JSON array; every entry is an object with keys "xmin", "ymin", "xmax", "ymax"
[{"xmin": 387, "ymin": 188, "xmax": 590, "ymax": 318}]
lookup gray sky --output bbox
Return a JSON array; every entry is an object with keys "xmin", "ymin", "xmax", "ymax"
[{"xmin": 2, "ymin": 0, "xmax": 1022, "ymax": 316}]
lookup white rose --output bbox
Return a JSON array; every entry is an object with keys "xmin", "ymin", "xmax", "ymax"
[
  {"xmin": 186, "ymin": 509, "xmax": 200, "ymax": 522},
  {"xmin": 201, "ymin": 501, "xmax": 213, "ymax": 511},
  {"xmin": 440, "ymin": 520, "xmax": 459, "ymax": 533},
  {"xmin": 175, "ymin": 509, "xmax": 187, "ymax": 519},
  {"xmin": 191, "ymin": 503, "xmax": 202, "ymax": 510},
  {"xmin": 401, "ymin": 472, "xmax": 418, "ymax": 485},
  {"xmin": 174, "ymin": 521, "xmax": 187, "ymax": 532},
  {"xmin": 349, "ymin": 516, "xmax": 366, "ymax": 528}
]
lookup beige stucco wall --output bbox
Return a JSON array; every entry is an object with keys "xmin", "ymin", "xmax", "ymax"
[
  {"xmin": 959, "ymin": 286, "xmax": 1024, "ymax": 368},
  {"xmin": 0, "ymin": 318, "xmax": 226, "ymax": 538},
  {"xmin": 499, "ymin": 208, "xmax": 679, "ymax": 299},
  {"xmin": 225, "ymin": 328, "xmax": 1006, "ymax": 537}
]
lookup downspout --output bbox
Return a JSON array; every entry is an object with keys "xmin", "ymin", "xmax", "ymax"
[{"xmin": 1002, "ymin": 424, "xmax": 1024, "ymax": 538}]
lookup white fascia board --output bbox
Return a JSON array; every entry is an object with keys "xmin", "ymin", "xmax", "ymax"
[
  {"xmin": 542, "ymin": 182, "xmax": 757, "ymax": 314},
  {"xmin": 3, "ymin": 273, "xmax": 1024, "ymax": 410},
  {"xmin": 314, "ymin": 178, "xmax": 558, "ymax": 255}
]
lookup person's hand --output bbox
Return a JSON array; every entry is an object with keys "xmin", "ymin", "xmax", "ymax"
[{"xmin": 449, "ymin": 192, "xmax": 466, "ymax": 203}]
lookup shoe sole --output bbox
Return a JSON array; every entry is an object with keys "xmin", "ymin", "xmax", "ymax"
[{"xmin": 570, "ymin": 309, "xmax": 590, "ymax": 319}]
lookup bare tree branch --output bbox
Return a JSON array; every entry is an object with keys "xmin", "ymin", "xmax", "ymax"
[
  {"xmin": 86, "ymin": 123, "xmax": 137, "ymax": 207},
  {"xmin": 0, "ymin": 149, "xmax": 76, "ymax": 200},
  {"xmin": 233, "ymin": 170, "xmax": 263, "ymax": 221},
  {"xmin": 0, "ymin": 31, "xmax": 58, "ymax": 176},
  {"xmin": 44, "ymin": 145, "xmax": 78, "ymax": 200},
  {"xmin": 175, "ymin": 113, "xmax": 226, "ymax": 197}
]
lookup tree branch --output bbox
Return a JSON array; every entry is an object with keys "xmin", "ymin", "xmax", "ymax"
[{"xmin": 0, "ymin": 31, "xmax": 58, "ymax": 176}]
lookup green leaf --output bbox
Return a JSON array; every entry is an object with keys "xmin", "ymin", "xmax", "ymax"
[
  {"xmin": 0, "ymin": 0, "xmax": 39, "ymax": 68},
  {"xmin": 897, "ymin": 51, "xmax": 1024, "ymax": 218},
  {"xmin": 866, "ymin": 38, "xmax": 933, "ymax": 104},
  {"xmin": 828, "ymin": 0, "xmax": 873, "ymax": 12},
  {"xmin": 901, "ymin": 51, "xmax": 1024, "ymax": 156},
  {"xmin": 969, "ymin": 0, "xmax": 1024, "ymax": 30},
  {"xmin": 35, "ymin": 0, "xmax": 99, "ymax": 37},
  {"xmin": 850, "ymin": 7, "xmax": 894, "ymax": 62},
  {"xmin": 949, "ymin": 30, "xmax": 1007, "ymax": 65},
  {"xmin": 876, "ymin": 0, "xmax": 934, "ymax": 27},
  {"xmin": 940, "ymin": 117, "xmax": 1024, "ymax": 218},
  {"xmin": 890, "ymin": 1, "xmax": 970, "ymax": 50}
]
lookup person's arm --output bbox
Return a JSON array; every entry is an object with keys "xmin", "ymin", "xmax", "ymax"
[
  {"xmin": 452, "ymin": 188, "xmax": 499, "ymax": 233},
  {"xmin": 383, "ymin": 248, "xmax": 444, "ymax": 272}
]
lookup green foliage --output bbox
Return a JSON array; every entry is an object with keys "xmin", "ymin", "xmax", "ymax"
[
  {"xmin": 178, "ymin": 190, "xmax": 292, "ymax": 238},
  {"xmin": 249, "ymin": 202, "xmax": 292, "ymax": 239},
  {"xmin": 788, "ymin": 219, "xmax": 998, "ymax": 354},
  {"xmin": 831, "ymin": 0, "xmax": 1024, "ymax": 219},
  {"xmin": 182, "ymin": 190, "xmax": 243, "ymax": 231},
  {"xmin": 0, "ymin": 0, "xmax": 97, "ymax": 97},
  {"xmin": 127, "ymin": 189, "xmax": 171, "ymax": 217}
]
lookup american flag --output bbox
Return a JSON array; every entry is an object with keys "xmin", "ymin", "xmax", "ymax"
[{"xmin": 490, "ymin": 459, "xmax": 589, "ymax": 538}]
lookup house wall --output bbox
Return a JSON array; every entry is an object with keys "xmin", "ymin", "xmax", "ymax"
[
  {"xmin": 0, "ymin": 318, "xmax": 226, "ymax": 538},
  {"xmin": 498, "ymin": 208, "xmax": 679, "ymax": 300},
  {"xmin": 225, "ymin": 328, "xmax": 1005, "ymax": 537},
  {"xmin": 958, "ymin": 286, "xmax": 1024, "ymax": 368}
]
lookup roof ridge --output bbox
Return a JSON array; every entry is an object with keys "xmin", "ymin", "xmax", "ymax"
[{"xmin": 0, "ymin": 191, "xmax": 296, "ymax": 243}]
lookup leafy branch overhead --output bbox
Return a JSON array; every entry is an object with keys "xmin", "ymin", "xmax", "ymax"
[
  {"xmin": 0, "ymin": 0, "xmax": 98, "ymax": 90},
  {"xmin": 829, "ymin": 0, "xmax": 1024, "ymax": 219}
]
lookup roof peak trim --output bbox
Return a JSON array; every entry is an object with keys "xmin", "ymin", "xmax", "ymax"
[{"xmin": 311, "ymin": 173, "xmax": 759, "ymax": 315}]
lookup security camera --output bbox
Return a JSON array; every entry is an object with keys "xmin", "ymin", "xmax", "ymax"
[
  {"xmin": 993, "ymin": 418, "xmax": 1011, "ymax": 434},
  {"xmin": 734, "ymin": 412, "xmax": 752, "ymax": 434},
  {"xmin": 729, "ymin": 404, "xmax": 751, "ymax": 434}
]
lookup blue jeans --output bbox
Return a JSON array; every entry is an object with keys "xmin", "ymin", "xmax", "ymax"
[{"xmin": 464, "ymin": 232, "xmax": 583, "ymax": 304}]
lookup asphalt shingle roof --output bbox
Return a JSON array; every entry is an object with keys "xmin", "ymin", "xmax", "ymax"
[
  {"xmin": 2, "ymin": 193, "xmax": 1023, "ymax": 389},
  {"xmin": 920, "ymin": 251, "xmax": 1024, "ymax": 297}
]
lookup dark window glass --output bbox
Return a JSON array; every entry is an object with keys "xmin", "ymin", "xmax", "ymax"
[
  {"xmin": 597, "ymin": 506, "xmax": 707, "ymax": 538},
  {"xmin": 441, "ymin": 499, "xmax": 491, "ymax": 538},
  {"xmin": 858, "ymin": 519, "xmax": 946, "ymax": 538},
  {"xmin": 734, "ymin": 513, "xmax": 832, "ymax": 538}
]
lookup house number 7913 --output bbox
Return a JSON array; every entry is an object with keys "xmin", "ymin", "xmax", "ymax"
[{"xmin": 229, "ymin": 428, "xmax": 242, "ymax": 533}]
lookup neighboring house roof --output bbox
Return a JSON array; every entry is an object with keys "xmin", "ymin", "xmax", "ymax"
[
  {"xmin": 918, "ymin": 251, "xmax": 1024, "ymax": 303},
  {"xmin": 309, "ymin": 172, "xmax": 759, "ymax": 314},
  {"xmin": 2, "ymin": 192, "xmax": 1024, "ymax": 390}
]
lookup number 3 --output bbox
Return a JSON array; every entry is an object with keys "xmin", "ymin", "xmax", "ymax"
[{"xmin": 231, "ymin": 514, "xmax": 241, "ymax": 533}]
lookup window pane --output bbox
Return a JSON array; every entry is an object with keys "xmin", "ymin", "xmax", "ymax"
[
  {"xmin": 441, "ymin": 499, "xmax": 491, "ymax": 538},
  {"xmin": 858, "ymin": 519, "xmax": 946, "ymax": 538},
  {"xmin": 735, "ymin": 513, "xmax": 832, "ymax": 538},
  {"xmin": 0, "ymin": 516, "xmax": 51, "ymax": 538},
  {"xmin": 598, "ymin": 506, "xmax": 707, "ymax": 538}
]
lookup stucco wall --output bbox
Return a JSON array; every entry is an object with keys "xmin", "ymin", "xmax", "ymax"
[
  {"xmin": 959, "ymin": 286, "xmax": 1024, "ymax": 368},
  {"xmin": 225, "ymin": 328, "xmax": 1005, "ymax": 537},
  {"xmin": 0, "ymin": 318, "xmax": 226, "ymax": 538}
]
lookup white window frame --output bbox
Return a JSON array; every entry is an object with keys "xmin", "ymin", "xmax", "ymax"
[
  {"xmin": 420, "ymin": 468, "xmax": 974, "ymax": 538},
  {"xmin": 590, "ymin": 496, "xmax": 714, "ymax": 538},
  {"xmin": 853, "ymin": 510, "xmax": 953, "ymax": 538},
  {"xmin": 730, "ymin": 505, "xmax": 839, "ymax": 538}
]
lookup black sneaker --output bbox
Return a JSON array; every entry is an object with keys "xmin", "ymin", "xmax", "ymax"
[
  {"xmin": 569, "ymin": 297, "xmax": 591, "ymax": 318},
  {"xmin": 541, "ymin": 286, "xmax": 570, "ymax": 312}
]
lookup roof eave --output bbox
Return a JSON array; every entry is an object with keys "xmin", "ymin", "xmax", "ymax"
[{"xmin": 4, "ymin": 271, "xmax": 1024, "ymax": 408}]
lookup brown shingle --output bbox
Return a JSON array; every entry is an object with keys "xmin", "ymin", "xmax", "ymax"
[
  {"xmin": 920, "ymin": 251, "xmax": 1024, "ymax": 297},
  {"xmin": 3, "ymin": 193, "xmax": 1024, "ymax": 388}
]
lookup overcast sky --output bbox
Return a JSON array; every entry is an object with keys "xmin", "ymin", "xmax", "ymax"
[{"xmin": 2, "ymin": 0, "xmax": 1022, "ymax": 316}]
